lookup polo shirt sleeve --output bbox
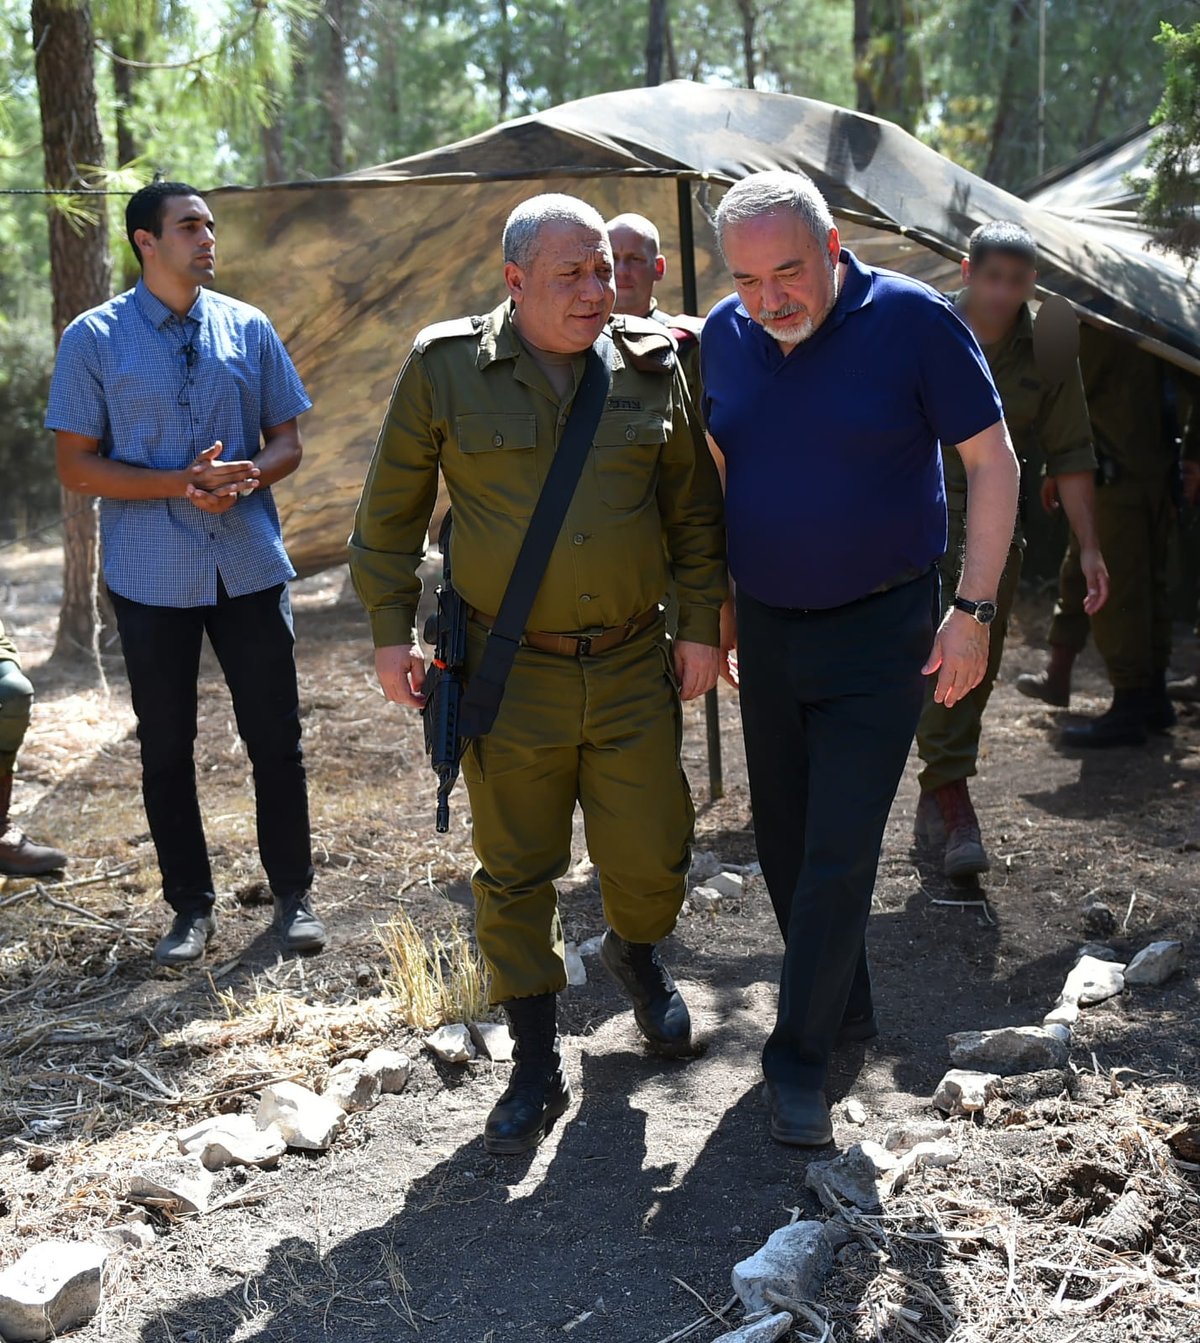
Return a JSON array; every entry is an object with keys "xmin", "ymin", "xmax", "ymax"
[
  {"xmin": 1041, "ymin": 359, "xmax": 1097, "ymax": 478},
  {"xmin": 45, "ymin": 320, "xmax": 108, "ymax": 440},
  {"xmin": 916, "ymin": 297, "xmax": 1004, "ymax": 446},
  {"xmin": 257, "ymin": 320, "xmax": 313, "ymax": 428}
]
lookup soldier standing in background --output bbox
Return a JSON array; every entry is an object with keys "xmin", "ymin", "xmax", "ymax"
[{"xmin": 914, "ymin": 223, "xmax": 1106, "ymax": 878}]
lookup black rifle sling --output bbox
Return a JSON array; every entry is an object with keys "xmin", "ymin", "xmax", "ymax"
[{"xmin": 457, "ymin": 336, "xmax": 614, "ymax": 740}]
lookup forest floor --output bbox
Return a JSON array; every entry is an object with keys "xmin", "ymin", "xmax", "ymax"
[{"xmin": 1, "ymin": 543, "xmax": 1199, "ymax": 1343}]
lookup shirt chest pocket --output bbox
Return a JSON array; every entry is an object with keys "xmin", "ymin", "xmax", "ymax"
[
  {"xmin": 592, "ymin": 412, "xmax": 666, "ymax": 512},
  {"xmin": 454, "ymin": 413, "xmax": 540, "ymax": 518}
]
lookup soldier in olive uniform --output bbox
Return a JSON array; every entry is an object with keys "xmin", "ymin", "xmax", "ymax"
[
  {"xmin": 915, "ymin": 223, "xmax": 1106, "ymax": 877},
  {"xmin": 606, "ymin": 213, "xmax": 703, "ymax": 407},
  {"xmin": 0, "ymin": 620, "xmax": 68, "ymax": 875},
  {"xmin": 350, "ymin": 194, "xmax": 725, "ymax": 1155},
  {"xmin": 1018, "ymin": 329, "xmax": 1187, "ymax": 746}
]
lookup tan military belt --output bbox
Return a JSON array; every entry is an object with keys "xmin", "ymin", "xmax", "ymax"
[{"xmin": 469, "ymin": 606, "xmax": 659, "ymax": 658}]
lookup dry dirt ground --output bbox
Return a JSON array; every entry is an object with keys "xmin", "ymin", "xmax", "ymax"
[{"xmin": 1, "ymin": 545, "xmax": 1199, "ymax": 1343}]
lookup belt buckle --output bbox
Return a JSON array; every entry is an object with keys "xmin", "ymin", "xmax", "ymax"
[{"xmin": 576, "ymin": 635, "xmax": 593, "ymax": 657}]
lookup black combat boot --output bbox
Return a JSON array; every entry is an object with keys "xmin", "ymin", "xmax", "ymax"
[
  {"xmin": 1145, "ymin": 673, "xmax": 1177, "ymax": 734},
  {"xmin": 483, "ymin": 992, "xmax": 572, "ymax": 1155},
  {"xmin": 1061, "ymin": 689, "xmax": 1151, "ymax": 748},
  {"xmin": 0, "ymin": 773, "xmax": 67, "ymax": 877},
  {"xmin": 1015, "ymin": 644, "xmax": 1077, "ymax": 708},
  {"xmin": 600, "ymin": 929, "xmax": 693, "ymax": 1056}
]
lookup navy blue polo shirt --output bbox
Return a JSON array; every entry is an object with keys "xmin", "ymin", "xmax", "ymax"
[{"xmin": 701, "ymin": 248, "xmax": 1003, "ymax": 610}]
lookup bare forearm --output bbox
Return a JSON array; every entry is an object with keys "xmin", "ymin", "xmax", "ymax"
[
  {"xmin": 57, "ymin": 447, "xmax": 185, "ymax": 501},
  {"xmin": 254, "ymin": 423, "xmax": 303, "ymax": 487},
  {"xmin": 1053, "ymin": 470, "xmax": 1100, "ymax": 550},
  {"xmin": 959, "ymin": 425, "xmax": 1020, "ymax": 599}
]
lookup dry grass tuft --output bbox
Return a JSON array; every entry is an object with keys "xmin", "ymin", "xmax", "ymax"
[{"xmin": 375, "ymin": 904, "xmax": 488, "ymax": 1030}]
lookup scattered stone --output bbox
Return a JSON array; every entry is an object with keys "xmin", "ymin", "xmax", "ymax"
[
  {"xmin": 363, "ymin": 1047, "xmax": 412, "ymax": 1094},
  {"xmin": 946, "ymin": 1025, "xmax": 1070, "ymax": 1075},
  {"xmin": 577, "ymin": 934, "xmax": 605, "ymax": 958},
  {"xmin": 0, "ymin": 1241, "xmax": 108, "ymax": 1342},
  {"xmin": 255, "ymin": 1081, "xmax": 346, "ymax": 1151},
  {"xmin": 805, "ymin": 1142, "xmax": 896, "ymax": 1214},
  {"xmin": 423, "ymin": 1023, "xmax": 477, "ymax": 1064},
  {"xmin": 886, "ymin": 1139, "xmax": 962, "ymax": 1193},
  {"xmin": 703, "ymin": 871, "xmax": 745, "ymax": 901},
  {"xmin": 1080, "ymin": 899, "xmax": 1117, "ymax": 936},
  {"xmin": 722, "ymin": 860, "xmax": 763, "ymax": 879},
  {"xmin": 1124, "ymin": 940, "xmax": 1184, "ymax": 987},
  {"xmin": 1061, "ymin": 954, "xmax": 1126, "ymax": 1006},
  {"xmin": 711, "ymin": 1312, "xmax": 794, "ymax": 1343},
  {"xmin": 1074, "ymin": 942, "xmax": 1119, "ymax": 964},
  {"xmin": 689, "ymin": 885, "xmax": 725, "ymax": 915},
  {"xmin": 843, "ymin": 1097, "xmax": 868, "ymax": 1125},
  {"xmin": 932, "ymin": 1069, "xmax": 1001, "ymax": 1116},
  {"xmin": 96, "ymin": 1216, "xmax": 156, "ymax": 1252},
  {"xmin": 1043, "ymin": 1022, "xmax": 1072, "ymax": 1045},
  {"xmin": 128, "ymin": 1156, "xmax": 214, "ymax": 1214},
  {"xmin": 731, "ymin": 1221, "xmax": 835, "ymax": 1314},
  {"xmin": 469, "ymin": 1020, "xmax": 515, "ymax": 1062},
  {"xmin": 324, "ymin": 1059, "xmax": 382, "ymax": 1113},
  {"xmin": 1043, "ymin": 998, "xmax": 1079, "ymax": 1027},
  {"xmin": 177, "ymin": 1113, "xmax": 287, "ymax": 1170},
  {"xmin": 884, "ymin": 1119, "xmax": 952, "ymax": 1154},
  {"xmin": 993, "ymin": 1070, "xmax": 1069, "ymax": 1105},
  {"xmin": 689, "ymin": 850, "xmax": 723, "ymax": 884},
  {"xmin": 564, "ymin": 942, "xmax": 588, "ymax": 986},
  {"xmin": 354, "ymin": 964, "xmax": 374, "ymax": 987}
]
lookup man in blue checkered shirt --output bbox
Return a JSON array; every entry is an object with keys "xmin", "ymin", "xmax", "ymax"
[{"xmin": 47, "ymin": 180, "xmax": 325, "ymax": 966}]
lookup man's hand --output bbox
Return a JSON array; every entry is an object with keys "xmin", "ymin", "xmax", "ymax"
[
  {"xmin": 189, "ymin": 442, "xmax": 260, "ymax": 494},
  {"xmin": 185, "ymin": 484, "xmax": 239, "ymax": 515},
  {"xmin": 1080, "ymin": 545, "xmax": 1110, "ymax": 615},
  {"xmin": 718, "ymin": 598, "xmax": 739, "ymax": 690},
  {"xmin": 922, "ymin": 608, "xmax": 989, "ymax": 708},
  {"xmin": 1040, "ymin": 475, "xmax": 1060, "ymax": 514},
  {"xmin": 375, "ymin": 643, "xmax": 428, "ymax": 708},
  {"xmin": 673, "ymin": 640, "xmax": 720, "ymax": 701}
]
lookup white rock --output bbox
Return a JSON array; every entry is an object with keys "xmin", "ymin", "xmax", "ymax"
[
  {"xmin": 363, "ymin": 1047, "xmax": 412, "ymax": 1094},
  {"xmin": 424, "ymin": 1023, "xmax": 477, "ymax": 1064},
  {"xmin": 805, "ymin": 1142, "xmax": 896, "ymax": 1213},
  {"xmin": 933, "ymin": 1069, "xmax": 1001, "ymax": 1116},
  {"xmin": 128, "ymin": 1156, "xmax": 214, "ymax": 1214},
  {"xmin": 843, "ymin": 1097, "xmax": 868, "ymax": 1125},
  {"xmin": 1124, "ymin": 940, "xmax": 1184, "ymax": 987},
  {"xmin": 689, "ymin": 885, "xmax": 724, "ymax": 914},
  {"xmin": 1044, "ymin": 998, "xmax": 1079, "ymax": 1027},
  {"xmin": 469, "ymin": 1020, "xmax": 515, "ymax": 1062},
  {"xmin": 577, "ymin": 934, "xmax": 605, "ymax": 958},
  {"xmin": 1061, "ymin": 955, "xmax": 1126, "ymax": 1006},
  {"xmin": 711, "ymin": 1312, "xmax": 794, "ymax": 1343},
  {"xmin": 324, "ymin": 1059, "xmax": 382, "ymax": 1113},
  {"xmin": 886, "ymin": 1139, "xmax": 963, "ymax": 1193},
  {"xmin": 0, "ymin": 1241, "xmax": 108, "ymax": 1342},
  {"xmin": 884, "ymin": 1119, "xmax": 951, "ymax": 1154},
  {"xmin": 177, "ymin": 1113, "xmax": 287, "ymax": 1170},
  {"xmin": 688, "ymin": 850, "xmax": 723, "ymax": 884},
  {"xmin": 1043, "ymin": 1022, "xmax": 1072, "ymax": 1045},
  {"xmin": 564, "ymin": 942, "xmax": 588, "ymax": 986},
  {"xmin": 704, "ymin": 871, "xmax": 745, "ymax": 901},
  {"xmin": 946, "ymin": 1025, "xmax": 1069, "ymax": 1075},
  {"xmin": 255, "ymin": 1081, "xmax": 346, "ymax": 1151},
  {"xmin": 731, "ymin": 1221, "xmax": 834, "ymax": 1314}
]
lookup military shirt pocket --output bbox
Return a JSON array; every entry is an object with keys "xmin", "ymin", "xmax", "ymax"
[
  {"xmin": 454, "ymin": 413, "xmax": 540, "ymax": 517},
  {"xmin": 592, "ymin": 412, "xmax": 666, "ymax": 512}
]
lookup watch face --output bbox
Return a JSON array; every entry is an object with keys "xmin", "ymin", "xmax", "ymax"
[{"xmin": 976, "ymin": 601, "xmax": 998, "ymax": 625}]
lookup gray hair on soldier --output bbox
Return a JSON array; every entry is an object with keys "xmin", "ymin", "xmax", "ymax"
[
  {"xmin": 503, "ymin": 194, "xmax": 608, "ymax": 270},
  {"xmin": 714, "ymin": 171, "xmax": 835, "ymax": 260}
]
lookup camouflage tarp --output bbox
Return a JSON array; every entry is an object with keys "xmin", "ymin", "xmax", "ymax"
[{"xmin": 211, "ymin": 82, "xmax": 1199, "ymax": 576}]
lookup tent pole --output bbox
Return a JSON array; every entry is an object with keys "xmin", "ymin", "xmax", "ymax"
[{"xmin": 676, "ymin": 176, "xmax": 724, "ymax": 804}]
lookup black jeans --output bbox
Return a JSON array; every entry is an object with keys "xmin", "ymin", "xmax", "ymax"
[
  {"xmin": 111, "ymin": 580, "xmax": 313, "ymax": 915},
  {"xmin": 737, "ymin": 570, "xmax": 939, "ymax": 1090}
]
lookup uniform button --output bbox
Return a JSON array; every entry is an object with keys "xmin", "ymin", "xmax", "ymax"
[
  {"xmin": 624, "ymin": 425, "xmax": 637, "ymax": 441},
  {"xmin": 572, "ymin": 533, "xmax": 586, "ymax": 545},
  {"xmin": 492, "ymin": 431, "xmax": 504, "ymax": 447}
]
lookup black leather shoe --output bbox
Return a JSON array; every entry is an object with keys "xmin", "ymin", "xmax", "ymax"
[
  {"xmin": 765, "ymin": 1081, "xmax": 833, "ymax": 1147},
  {"xmin": 1145, "ymin": 684, "xmax": 1178, "ymax": 733},
  {"xmin": 273, "ymin": 892, "xmax": 327, "ymax": 953},
  {"xmin": 1061, "ymin": 690, "xmax": 1150, "ymax": 749},
  {"xmin": 154, "ymin": 910, "xmax": 217, "ymax": 966},
  {"xmin": 485, "ymin": 993, "xmax": 572, "ymax": 1155},
  {"xmin": 835, "ymin": 1012, "xmax": 879, "ymax": 1046},
  {"xmin": 599, "ymin": 929, "xmax": 693, "ymax": 1056}
]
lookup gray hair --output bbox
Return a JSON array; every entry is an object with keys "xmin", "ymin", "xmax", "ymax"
[
  {"xmin": 503, "ymin": 193, "xmax": 607, "ymax": 270},
  {"xmin": 714, "ymin": 171, "xmax": 835, "ymax": 259}
]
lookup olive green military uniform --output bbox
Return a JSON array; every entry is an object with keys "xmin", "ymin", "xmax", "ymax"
[
  {"xmin": 349, "ymin": 300, "xmax": 726, "ymax": 1004},
  {"xmin": 916, "ymin": 296, "xmax": 1094, "ymax": 791},
  {"xmin": 1046, "ymin": 330, "xmax": 1179, "ymax": 688},
  {"xmin": 648, "ymin": 302, "xmax": 704, "ymax": 413},
  {"xmin": 0, "ymin": 619, "xmax": 33, "ymax": 776}
]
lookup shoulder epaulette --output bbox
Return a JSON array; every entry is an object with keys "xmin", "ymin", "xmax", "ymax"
[
  {"xmin": 663, "ymin": 312, "xmax": 705, "ymax": 342},
  {"xmin": 413, "ymin": 315, "xmax": 482, "ymax": 353},
  {"xmin": 611, "ymin": 314, "xmax": 677, "ymax": 374}
]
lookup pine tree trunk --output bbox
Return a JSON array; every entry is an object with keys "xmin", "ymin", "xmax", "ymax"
[
  {"xmin": 325, "ymin": 0, "xmax": 348, "ymax": 175},
  {"xmin": 983, "ymin": 0, "xmax": 1031, "ymax": 186},
  {"xmin": 854, "ymin": 0, "xmax": 874, "ymax": 113},
  {"xmin": 735, "ymin": 0, "xmax": 757, "ymax": 89},
  {"xmin": 32, "ymin": 0, "xmax": 112, "ymax": 673},
  {"xmin": 646, "ymin": 0, "xmax": 668, "ymax": 86}
]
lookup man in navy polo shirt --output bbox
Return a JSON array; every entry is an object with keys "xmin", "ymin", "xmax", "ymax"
[{"xmin": 702, "ymin": 172, "xmax": 1020, "ymax": 1147}]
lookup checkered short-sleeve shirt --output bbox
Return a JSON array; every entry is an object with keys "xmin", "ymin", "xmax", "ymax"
[{"xmin": 46, "ymin": 280, "xmax": 312, "ymax": 607}]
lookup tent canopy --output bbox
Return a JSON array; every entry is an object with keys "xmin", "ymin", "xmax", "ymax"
[{"xmin": 213, "ymin": 82, "xmax": 1199, "ymax": 575}]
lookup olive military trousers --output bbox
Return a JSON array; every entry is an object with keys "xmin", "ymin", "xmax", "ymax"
[
  {"xmin": 1048, "ymin": 474, "xmax": 1173, "ymax": 688},
  {"xmin": 462, "ymin": 615, "xmax": 693, "ymax": 1004},
  {"xmin": 0, "ymin": 659, "xmax": 34, "ymax": 777},
  {"xmin": 915, "ymin": 507, "xmax": 1024, "ymax": 792}
]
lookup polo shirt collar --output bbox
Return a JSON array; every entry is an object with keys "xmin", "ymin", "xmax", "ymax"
[
  {"xmin": 734, "ymin": 246, "xmax": 874, "ymax": 333},
  {"xmin": 134, "ymin": 277, "xmax": 207, "ymax": 330}
]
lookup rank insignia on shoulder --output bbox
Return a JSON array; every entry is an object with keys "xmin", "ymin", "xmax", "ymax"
[
  {"xmin": 413, "ymin": 315, "xmax": 482, "ymax": 352},
  {"xmin": 613, "ymin": 319, "xmax": 677, "ymax": 374}
]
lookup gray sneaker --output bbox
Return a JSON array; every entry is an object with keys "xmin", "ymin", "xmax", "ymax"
[
  {"xmin": 273, "ymin": 892, "xmax": 327, "ymax": 953},
  {"xmin": 154, "ymin": 910, "xmax": 217, "ymax": 966}
]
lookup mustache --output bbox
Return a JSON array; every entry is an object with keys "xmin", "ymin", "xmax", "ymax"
[{"xmin": 760, "ymin": 302, "xmax": 805, "ymax": 323}]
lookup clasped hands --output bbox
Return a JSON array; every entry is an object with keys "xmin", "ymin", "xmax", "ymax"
[{"xmin": 184, "ymin": 441, "xmax": 260, "ymax": 515}]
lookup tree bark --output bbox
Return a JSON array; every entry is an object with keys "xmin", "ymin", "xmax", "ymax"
[
  {"xmin": 324, "ymin": 0, "xmax": 348, "ymax": 176},
  {"xmin": 983, "ymin": 0, "xmax": 1031, "ymax": 186},
  {"xmin": 497, "ymin": 0, "xmax": 511, "ymax": 120},
  {"xmin": 646, "ymin": 0, "xmax": 667, "ymax": 86},
  {"xmin": 735, "ymin": 0, "xmax": 757, "ymax": 89},
  {"xmin": 853, "ymin": 0, "xmax": 874, "ymax": 113},
  {"xmin": 32, "ymin": 0, "xmax": 112, "ymax": 673}
]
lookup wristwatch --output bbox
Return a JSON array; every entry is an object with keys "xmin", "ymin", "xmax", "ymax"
[{"xmin": 953, "ymin": 595, "xmax": 998, "ymax": 626}]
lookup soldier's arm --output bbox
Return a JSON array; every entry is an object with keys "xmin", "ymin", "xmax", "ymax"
[
  {"xmin": 657, "ymin": 366, "xmax": 727, "ymax": 648},
  {"xmin": 348, "ymin": 349, "xmax": 442, "ymax": 652}
]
